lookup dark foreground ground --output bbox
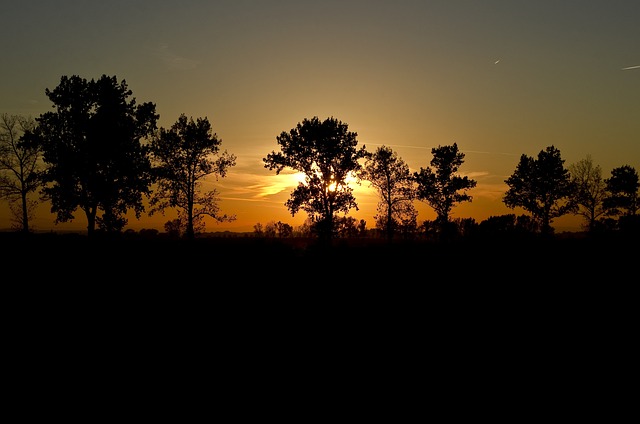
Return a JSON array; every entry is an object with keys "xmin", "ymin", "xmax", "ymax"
[
  {"xmin": 3, "ymin": 230, "xmax": 635, "ymax": 394},
  {"xmin": 4, "ymin": 230, "xmax": 634, "ymax": 331},
  {"xmin": 3, "ymin": 230, "xmax": 633, "ymax": 280},
  {"xmin": 3, "ymin": 229, "xmax": 635, "ymax": 323}
]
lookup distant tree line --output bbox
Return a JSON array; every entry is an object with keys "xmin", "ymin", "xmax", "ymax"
[
  {"xmin": 1, "ymin": 74, "xmax": 638, "ymax": 242},
  {"xmin": 261, "ymin": 116, "xmax": 638, "ymax": 242}
]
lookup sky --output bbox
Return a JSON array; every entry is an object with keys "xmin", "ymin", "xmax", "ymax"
[{"xmin": 1, "ymin": 0, "xmax": 639, "ymax": 233}]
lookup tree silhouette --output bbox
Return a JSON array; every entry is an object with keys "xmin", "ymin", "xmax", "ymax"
[
  {"xmin": 25, "ymin": 75, "xmax": 158, "ymax": 236},
  {"xmin": 603, "ymin": 165, "xmax": 638, "ymax": 219},
  {"xmin": 359, "ymin": 145, "xmax": 416, "ymax": 243},
  {"xmin": 258, "ymin": 220, "xmax": 294, "ymax": 238},
  {"xmin": 414, "ymin": 143, "xmax": 476, "ymax": 239},
  {"xmin": 263, "ymin": 116, "xmax": 367, "ymax": 241},
  {"xmin": 149, "ymin": 114, "xmax": 237, "ymax": 239},
  {"xmin": 504, "ymin": 145, "xmax": 576, "ymax": 236},
  {"xmin": 0, "ymin": 114, "xmax": 41, "ymax": 233},
  {"xmin": 477, "ymin": 214, "xmax": 540, "ymax": 238},
  {"xmin": 568, "ymin": 155, "xmax": 608, "ymax": 233}
]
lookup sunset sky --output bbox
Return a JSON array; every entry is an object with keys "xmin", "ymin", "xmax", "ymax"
[{"xmin": 1, "ymin": 0, "xmax": 639, "ymax": 233}]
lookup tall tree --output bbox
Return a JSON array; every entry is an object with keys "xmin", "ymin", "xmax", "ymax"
[
  {"xmin": 263, "ymin": 116, "xmax": 367, "ymax": 241},
  {"xmin": 414, "ymin": 143, "xmax": 476, "ymax": 238},
  {"xmin": 568, "ymin": 155, "xmax": 608, "ymax": 233},
  {"xmin": 149, "ymin": 114, "xmax": 237, "ymax": 239},
  {"xmin": 603, "ymin": 165, "xmax": 639, "ymax": 217},
  {"xmin": 25, "ymin": 75, "xmax": 158, "ymax": 236},
  {"xmin": 0, "ymin": 114, "xmax": 41, "ymax": 233},
  {"xmin": 359, "ymin": 145, "xmax": 416, "ymax": 243},
  {"xmin": 503, "ymin": 145, "xmax": 577, "ymax": 236}
]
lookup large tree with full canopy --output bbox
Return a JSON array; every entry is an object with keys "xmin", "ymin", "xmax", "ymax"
[
  {"xmin": 414, "ymin": 142, "xmax": 476, "ymax": 239},
  {"xmin": 503, "ymin": 145, "xmax": 577, "ymax": 236},
  {"xmin": 603, "ymin": 165, "xmax": 639, "ymax": 218},
  {"xmin": 25, "ymin": 74, "xmax": 158, "ymax": 236},
  {"xmin": 263, "ymin": 116, "xmax": 368, "ymax": 241}
]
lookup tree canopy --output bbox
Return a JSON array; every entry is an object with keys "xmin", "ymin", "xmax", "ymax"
[
  {"xmin": 359, "ymin": 145, "xmax": 416, "ymax": 242},
  {"xmin": 604, "ymin": 165, "xmax": 639, "ymax": 217},
  {"xmin": 414, "ymin": 143, "xmax": 476, "ymax": 237},
  {"xmin": 503, "ymin": 145, "xmax": 576, "ymax": 235},
  {"xmin": 149, "ymin": 114, "xmax": 237, "ymax": 239},
  {"xmin": 25, "ymin": 74, "xmax": 158, "ymax": 236},
  {"xmin": 263, "ymin": 116, "xmax": 367, "ymax": 240}
]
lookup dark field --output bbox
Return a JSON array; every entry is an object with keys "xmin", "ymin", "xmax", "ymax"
[
  {"xmin": 3, "ymin": 231, "xmax": 634, "ymax": 375},
  {"xmin": 3, "ymin": 230, "xmax": 633, "ymax": 282}
]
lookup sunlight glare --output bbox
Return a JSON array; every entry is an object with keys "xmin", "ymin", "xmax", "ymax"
[{"xmin": 259, "ymin": 172, "xmax": 306, "ymax": 197}]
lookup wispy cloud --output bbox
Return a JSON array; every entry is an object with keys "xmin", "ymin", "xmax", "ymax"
[
  {"xmin": 203, "ymin": 166, "xmax": 299, "ymax": 200},
  {"xmin": 470, "ymin": 183, "xmax": 509, "ymax": 201},
  {"xmin": 154, "ymin": 44, "xmax": 200, "ymax": 71},
  {"xmin": 464, "ymin": 171, "xmax": 490, "ymax": 178},
  {"xmin": 366, "ymin": 143, "xmax": 519, "ymax": 157},
  {"xmin": 621, "ymin": 65, "xmax": 640, "ymax": 70}
]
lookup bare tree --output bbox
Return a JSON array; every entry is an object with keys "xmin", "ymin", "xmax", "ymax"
[
  {"xmin": 568, "ymin": 155, "xmax": 608, "ymax": 233},
  {"xmin": 0, "ymin": 114, "xmax": 41, "ymax": 233},
  {"xmin": 359, "ymin": 145, "xmax": 416, "ymax": 243},
  {"xmin": 253, "ymin": 222, "xmax": 264, "ymax": 237}
]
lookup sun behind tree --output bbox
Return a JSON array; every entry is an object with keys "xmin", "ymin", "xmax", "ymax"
[{"xmin": 263, "ymin": 116, "xmax": 368, "ymax": 242}]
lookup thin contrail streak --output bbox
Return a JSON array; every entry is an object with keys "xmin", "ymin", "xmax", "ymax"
[
  {"xmin": 465, "ymin": 150, "xmax": 519, "ymax": 156},
  {"xmin": 367, "ymin": 143, "xmax": 430, "ymax": 149},
  {"xmin": 621, "ymin": 65, "xmax": 640, "ymax": 70}
]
